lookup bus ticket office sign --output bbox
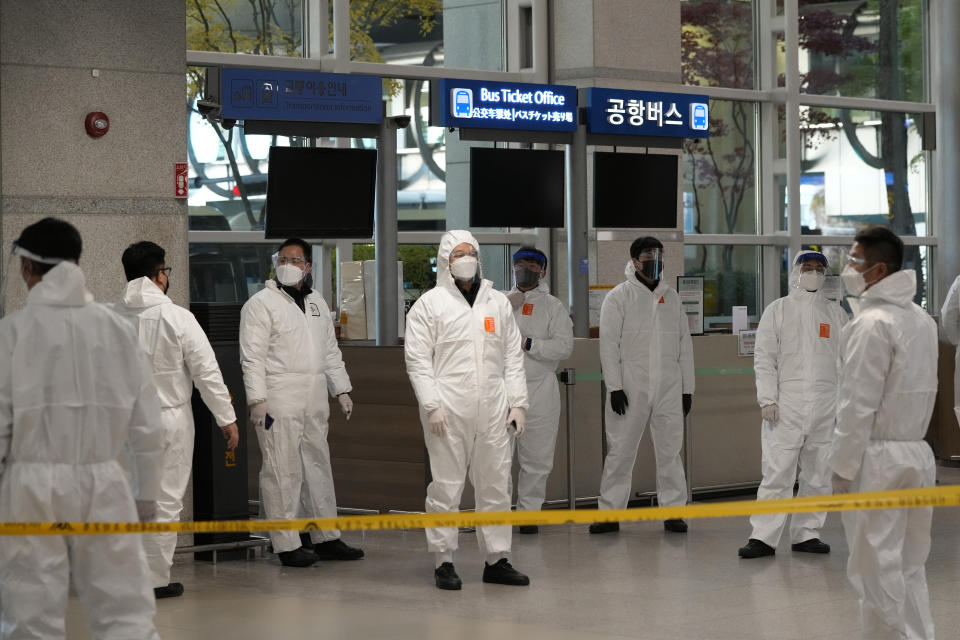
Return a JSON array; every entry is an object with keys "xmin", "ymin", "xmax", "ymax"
[{"xmin": 431, "ymin": 78, "xmax": 578, "ymax": 133}]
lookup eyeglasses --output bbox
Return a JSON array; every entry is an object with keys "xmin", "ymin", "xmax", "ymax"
[
  {"xmin": 156, "ymin": 267, "xmax": 172, "ymax": 277},
  {"xmin": 450, "ymin": 250, "xmax": 478, "ymax": 260},
  {"xmin": 276, "ymin": 256, "xmax": 306, "ymax": 266}
]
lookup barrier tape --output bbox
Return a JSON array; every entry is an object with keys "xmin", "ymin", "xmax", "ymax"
[{"xmin": 0, "ymin": 485, "xmax": 957, "ymax": 536}]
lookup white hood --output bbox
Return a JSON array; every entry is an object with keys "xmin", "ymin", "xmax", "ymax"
[
  {"xmin": 860, "ymin": 269, "xmax": 918, "ymax": 309},
  {"xmin": 437, "ymin": 229, "xmax": 481, "ymax": 295},
  {"xmin": 26, "ymin": 262, "xmax": 94, "ymax": 307},
  {"xmin": 122, "ymin": 277, "xmax": 169, "ymax": 309}
]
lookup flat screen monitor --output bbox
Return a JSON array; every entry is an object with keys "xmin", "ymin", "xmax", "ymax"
[
  {"xmin": 469, "ymin": 147, "xmax": 565, "ymax": 228},
  {"xmin": 265, "ymin": 146, "xmax": 377, "ymax": 238},
  {"xmin": 593, "ymin": 152, "xmax": 679, "ymax": 229}
]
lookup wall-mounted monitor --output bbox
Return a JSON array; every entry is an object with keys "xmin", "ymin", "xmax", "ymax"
[
  {"xmin": 265, "ymin": 146, "xmax": 377, "ymax": 238},
  {"xmin": 469, "ymin": 147, "xmax": 565, "ymax": 228},
  {"xmin": 593, "ymin": 152, "xmax": 679, "ymax": 229}
]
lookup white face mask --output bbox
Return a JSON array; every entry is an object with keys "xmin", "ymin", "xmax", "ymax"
[
  {"xmin": 840, "ymin": 264, "xmax": 867, "ymax": 297},
  {"xmin": 449, "ymin": 256, "xmax": 478, "ymax": 281},
  {"xmin": 276, "ymin": 263, "xmax": 305, "ymax": 286},
  {"xmin": 798, "ymin": 271, "xmax": 825, "ymax": 292}
]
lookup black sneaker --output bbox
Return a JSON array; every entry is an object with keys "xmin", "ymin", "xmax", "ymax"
[
  {"xmin": 482, "ymin": 558, "xmax": 530, "ymax": 586},
  {"xmin": 738, "ymin": 538, "xmax": 775, "ymax": 558},
  {"xmin": 518, "ymin": 525, "xmax": 539, "ymax": 534},
  {"xmin": 435, "ymin": 562, "xmax": 462, "ymax": 590},
  {"xmin": 314, "ymin": 538, "xmax": 364, "ymax": 561},
  {"xmin": 299, "ymin": 532, "xmax": 315, "ymax": 550},
  {"xmin": 589, "ymin": 521, "xmax": 619, "ymax": 534},
  {"xmin": 153, "ymin": 582, "xmax": 184, "ymax": 599},
  {"xmin": 791, "ymin": 538, "xmax": 830, "ymax": 554},
  {"xmin": 664, "ymin": 519, "xmax": 688, "ymax": 533},
  {"xmin": 278, "ymin": 547, "xmax": 319, "ymax": 567}
]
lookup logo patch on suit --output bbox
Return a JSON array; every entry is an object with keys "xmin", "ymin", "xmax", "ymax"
[
  {"xmin": 522, "ymin": 303, "xmax": 534, "ymax": 316},
  {"xmin": 309, "ymin": 302, "xmax": 321, "ymax": 317},
  {"xmin": 484, "ymin": 317, "xmax": 496, "ymax": 332},
  {"xmin": 819, "ymin": 323, "xmax": 830, "ymax": 338},
  {"xmin": 658, "ymin": 296, "xmax": 665, "ymax": 304}
]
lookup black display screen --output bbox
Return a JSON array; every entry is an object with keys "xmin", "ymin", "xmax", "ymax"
[
  {"xmin": 265, "ymin": 146, "xmax": 377, "ymax": 238},
  {"xmin": 469, "ymin": 147, "xmax": 565, "ymax": 228},
  {"xmin": 593, "ymin": 152, "xmax": 679, "ymax": 229}
]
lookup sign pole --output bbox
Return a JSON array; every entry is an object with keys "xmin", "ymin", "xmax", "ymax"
[{"xmin": 567, "ymin": 100, "xmax": 590, "ymax": 338}]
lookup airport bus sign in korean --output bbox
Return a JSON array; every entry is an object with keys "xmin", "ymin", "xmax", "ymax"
[
  {"xmin": 431, "ymin": 79, "xmax": 578, "ymax": 133},
  {"xmin": 585, "ymin": 88, "xmax": 710, "ymax": 138}
]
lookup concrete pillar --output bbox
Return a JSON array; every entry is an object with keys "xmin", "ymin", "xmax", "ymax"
[{"xmin": 936, "ymin": 0, "xmax": 960, "ymax": 307}]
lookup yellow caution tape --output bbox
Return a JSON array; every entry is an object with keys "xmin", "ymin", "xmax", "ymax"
[{"xmin": 0, "ymin": 485, "xmax": 956, "ymax": 536}]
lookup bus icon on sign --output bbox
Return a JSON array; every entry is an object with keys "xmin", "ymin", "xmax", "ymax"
[
  {"xmin": 690, "ymin": 103, "xmax": 708, "ymax": 130},
  {"xmin": 452, "ymin": 88, "xmax": 473, "ymax": 118}
]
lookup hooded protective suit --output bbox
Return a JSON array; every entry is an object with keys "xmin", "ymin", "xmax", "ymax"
[
  {"xmin": 597, "ymin": 262, "xmax": 695, "ymax": 511},
  {"xmin": 829, "ymin": 269, "xmax": 936, "ymax": 640},
  {"xmin": 748, "ymin": 255, "xmax": 848, "ymax": 547},
  {"xmin": 404, "ymin": 230, "xmax": 528, "ymax": 559},
  {"xmin": 505, "ymin": 281, "xmax": 573, "ymax": 512},
  {"xmin": 0, "ymin": 263, "xmax": 162, "ymax": 640},
  {"xmin": 940, "ymin": 275, "xmax": 960, "ymax": 427},
  {"xmin": 240, "ymin": 279, "xmax": 351, "ymax": 554},
  {"xmin": 113, "ymin": 277, "xmax": 237, "ymax": 588}
]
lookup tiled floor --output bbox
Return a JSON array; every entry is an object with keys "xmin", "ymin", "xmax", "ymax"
[{"xmin": 64, "ymin": 467, "xmax": 960, "ymax": 639}]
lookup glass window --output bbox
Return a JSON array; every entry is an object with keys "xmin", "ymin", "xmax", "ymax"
[
  {"xmin": 683, "ymin": 100, "xmax": 758, "ymax": 235},
  {"xmin": 189, "ymin": 243, "xmax": 277, "ymax": 303},
  {"xmin": 797, "ymin": 107, "xmax": 927, "ymax": 236},
  {"xmin": 187, "ymin": 0, "xmax": 304, "ymax": 57},
  {"xmin": 681, "ymin": 0, "xmax": 755, "ymax": 90},
  {"xmin": 684, "ymin": 244, "xmax": 760, "ymax": 330},
  {"xmin": 798, "ymin": 0, "xmax": 925, "ymax": 101}
]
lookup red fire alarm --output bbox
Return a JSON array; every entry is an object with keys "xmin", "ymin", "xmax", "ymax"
[{"xmin": 84, "ymin": 112, "xmax": 110, "ymax": 137}]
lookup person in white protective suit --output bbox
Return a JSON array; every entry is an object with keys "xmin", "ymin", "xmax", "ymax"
[
  {"xmin": 239, "ymin": 238, "xmax": 362, "ymax": 568},
  {"xmin": 113, "ymin": 241, "xmax": 239, "ymax": 598},
  {"xmin": 940, "ymin": 274, "xmax": 960, "ymax": 429},
  {"xmin": 738, "ymin": 251, "xmax": 848, "ymax": 559},
  {"xmin": 0, "ymin": 218, "xmax": 164, "ymax": 640},
  {"xmin": 830, "ymin": 226, "xmax": 936, "ymax": 640},
  {"xmin": 592, "ymin": 236, "xmax": 694, "ymax": 535},
  {"xmin": 404, "ymin": 230, "xmax": 531, "ymax": 590},
  {"xmin": 503, "ymin": 246, "xmax": 573, "ymax": 533}
]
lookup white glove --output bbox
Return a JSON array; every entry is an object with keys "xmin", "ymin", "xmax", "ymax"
[
  {"xmin": 135, "ymin": 500, "xmax": 156, "ymax": 523},
  {"xmin": 832, "ymin": 473, "xmax": 853, "ymax": 495},
  {"xmin": 507, "ymin": 407, "xmax": 526, "ymax": 436},
  {"xmin": 427, "ymin": 408, "xmax": 448, "ymax": 437},
  {"xmin": 760, "ymin": 404, "xmax": 779, "ymax": 423},
  {"xmin": 507, "ymin": 290, "xmax": 525, "ymax": 310},
  {"xmin": 249, "ymin": 401, "xmax": 269, "ymax": 426},
  {"xmin": 338, "ymin": 394, "xmax": 353, "ymax": 420}
]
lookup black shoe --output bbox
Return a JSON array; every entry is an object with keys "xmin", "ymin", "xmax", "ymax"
[
  {"xmin": 518, "ymin": 525, "xmax": 539, "ymax": 534},
  {"xmin": 278, "ymin": 547, "xmax": 319, "ymax": 567},
  {"xmin": 153, "ymin": 582, "xmax": 184, "ymax": 599},
  {"xmin": 791, "ymin": 538, "xmax": 830, "ymax": 554},
  {"xmin": 435, "ymin": 562, "xmax": 462, "ymax": 590},
  {"xmin": 738, "ymin": 538, "xmax": 775, "ymax": 558},
  {"xmin": 314, "ymin": 538, "xmax": 364, "ymax": 561},
  {"xmin": 299, "ymin": 532, "xmax": 315, "ymax": 550},
  {"xmin": 664, "ymin": 519, "xmax": 688, "ymax": 533},
  {"xmin": 589, "ymin": 521, "xmax": 620, "ymax": 534},
  {"xmin": 482, "ymin": 558, "xmax": 530, "ymax": 586}
]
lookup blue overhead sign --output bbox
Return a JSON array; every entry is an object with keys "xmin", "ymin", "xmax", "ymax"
[
  {"xmin": 220, "ymin": 68, "xmax": 382, "ymax": 124},
  {"xmin": 585, "ymin": 88, "xmax": 710, "ymax": 138},
  {"xmin": 431, "ymin": 79, "xmax": 577, "ymax": 132}
]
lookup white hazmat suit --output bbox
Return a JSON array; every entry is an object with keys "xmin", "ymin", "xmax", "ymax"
[
  {"xmin": 598, "ymin": 262, "xmax": 695, "ymax": 511},
  {"xmin": 0, "ymin": 263, "xmax": 163, "ymax": 640},
  {"xmin": 749, "ymin": 257, "xmax": 848, "ymax": 547},
  {"xmin": 829, "ymin": 269, "xmax": 937, "ymax": 640},
  {"xmin": 404, "ymin": 230, "xmax": 528, "ymax": 561},
  {"xmin": 240, "ymin": 280, "xmax": 351, "ymax": 553},
  {"xmin": 506, "ymin": 281, "xmax": 573, "ymax": 512},
  {"xmin": 113, "ymin": 277, "xmax": 237, "ymax": 588},
  {"xmin": 940, "ymin": 274, "xmax": 960, "ymax": 427}
]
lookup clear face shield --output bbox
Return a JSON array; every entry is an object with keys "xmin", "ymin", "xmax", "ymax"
[
  {"xmin": 1, "ymin": 242, "xmax": 66, "ymax": 316},
  {"xmin": 794, "ymin": 256, "xmax": 827, "ymax": 292},
  {"xmin": 512, "ymin": 250, "xmax": 546, "ymax": 291},
  {"xmin": 633, "ymin": 248, "xmax": 664, "ymax": 282},
  {"xmin": 448, "ymin": 246, "xmax": 480, "ymax": 281},
  {"xmin": 271, "ymin": 251, "xmax": 308, "ymax": 287}
]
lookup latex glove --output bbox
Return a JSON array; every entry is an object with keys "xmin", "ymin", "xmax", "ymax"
[
  {"xmin": 427, "ymin": 408, "xmax": 448, "ymax": 437},
  {"xmin": 135, "ymin": 500, "xmax": 156, "ymax": 523},
  {"xmin": 249, "ymin": 401, "xmax": 269, "ymax": 426},
  {"xmin": 832, "ymin": 473, "xmax": 853, "ymax": 495},
  {"xmin": 610, "ymin": 390, "xmax": 628, "ymax": 416},
  {"xmin": 338, "ymin": 394, "xmax": 354, "ymax": 420},
  {"xmin": 761, "ymin": 404, "xmax": 779, "ymax": 423},
  {"xmin": 682, "ymin": 393, "xmax": 692, "ymax": 417},
  {"xmin": 507, "ymin": 407, "xmax": 526, "ymax": 436},
  {"xmin": 507, "ymin": 290, "xmax": 525, "ymax": 310},
  {"xmin": 220, "ymin": 423, "xmax": 239, "ymax": 450}
]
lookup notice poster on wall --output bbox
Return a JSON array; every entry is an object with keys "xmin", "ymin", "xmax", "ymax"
[
  {"xmin": 738, "ymin": 329, "xmax": 757, "ymax": 357},
  {"xmin": 677, "ymin": 276, "xmax": 704, "ymax": 336}
]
